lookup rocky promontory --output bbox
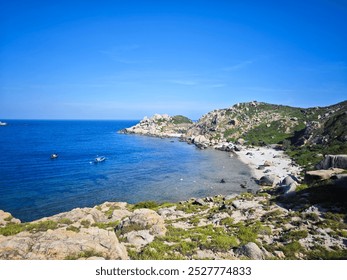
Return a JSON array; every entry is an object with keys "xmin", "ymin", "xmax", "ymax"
[{"xmin": 119, "ymin": 114, "xmax": 193, "ymax": 138}]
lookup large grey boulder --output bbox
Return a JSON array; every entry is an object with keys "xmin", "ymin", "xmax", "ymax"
[
  {"xmin": 281, "ymin": 175, "xmax": 298, "ymax": 186},
  {"xmin": 258, "ymin": 175, "xmax": 276, "ymax": 186},
  {"xmin": 124, "ymin": 230, "xmax": 154, "ymax": 247},
  {"xmin": 278, "ymin": 175, "xmax": 298, "ymax": 196},
  {"xmin": 116, "ymin": 209, "xmax": 167, "ymax": 237},
  {"xmin": 235, "ymin": 242, "xmax": 265, "ymax": 260},
  {"xmin": 315, "ymin": 155, "xmax": 347, "ymax": 170},
  {"xmin": 281, "ymin": 182, "xmax": 297, "ymax": 196}
]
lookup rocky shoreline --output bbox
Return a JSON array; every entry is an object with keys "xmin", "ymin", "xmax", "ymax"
[
  {"xmin": 1, "ymin": 109, "xmax": 346, "ymax": 260},
  {"xmin": 1, "ymin": 182, "xmax": 346, "ymax": 260}
]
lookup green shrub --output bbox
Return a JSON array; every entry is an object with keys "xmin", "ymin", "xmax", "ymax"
[
  {"xmin": 306, "ymin": 245, "xmax": 347, "ymax": 260},
  {"xmin": 281, "ymin": 230, "xmax": 308, "ymax": 241},
  {"xmin": 26, "ymin": 221, "xmax": 58, "ymax": 232},
  {"xmin": 206, "ymin": 234, "xmax": 238, "ymax": 251},
  {"xmin": 92, "ymin": 221, "xmax": 120, "ymax": 230},
  {"xmin": 131, "ymin": 240, "xmax": 183, "ymax": 260},
  {"xmin": 171, "ymin": 115, "xmax": 192, "ymax": 124},
  {"xmin": 261, "ymin": 210, "xmax": 283, "ymax": 222},
  {"xmin": 282, "ymin": 241, "xmax": 304, "ymax": 259},
  {"xmin": 236, "ymin": 225, "xmax": 258, "ymax": 245},
  {"xmin": 220, "ymin": 217, "xmax": 234, "ymax": 227},
  {"xmin": 0, "ymin": 220, "xmax": 58, "ymax": 236},
  {"xmin": 65, "ymin": 249, "xmax": 104, "ymax": 260},
  {"xmin": 133, "ymin": 201, "xmax": 160, "ymax": 210},
  {"xmin": 296, "ymin": 184, "xmax": 309, "ymax": 192},
  {"xmin": 176, "ymin": 202, "xmax": 209, "ymax": 213},
  {"xmin": 80, "ymin": 220, "xmax": 91, "ymax": 228},
  {"xmin": 66, "ymin": 225, "xmax": 80, "ymax": 233},
  {"xmin": 58, "ymin": 218, "xmax": 73, "ymax": 225},
  {"xmin": 0, "ymin": 223, "xmax": 26, "ymax": 236}
]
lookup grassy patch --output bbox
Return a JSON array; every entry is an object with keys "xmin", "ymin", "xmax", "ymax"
[
  {"xmin": 66, "ymin": 225, "xmax": 80, "ymax": 233},
  {"xmin": 281, "ymin": 241, "xmax": 304, "ymax": 259},
  {"xmin": 116, "ymin": 223, "xmax": 151, "ymax": 236},
  {"xmin": 261, "ymin": 210, "xmax": 283, "ymax": 222},
  {"xmin": 306, "ymin": 245, "xmax": 347, "ymax": 260},
  {"xmin": 64, "ymin": 249, "xmax": 104, "ymax": 260},
  {"xmin": 236, "ymin": 225, "xmax": 258, "ymax": 245},
  {"xmin": 129, "ymin": 240, "xmax": 184, "ymax": 260},
  {"xmin": 0, "ymin": 220, "xmax": 58, "ymax": 236},
  {"xmin": 220, "ymin": 217, "xmax": 235, "ymax": 227},
  {"xmin": 296, "ymin": 184, "xmax": 309, "ymax": 192},
  {"xmin": 58, "ymin": 218, "xmax": 73, "ymax": 225},
  {"xmin": 281, "ymin": 230, "xmax": 308, "ymax": 242},
  {"xmin": 171, "ymin": 115, "xmax": 192, "ymax": 124},
  {"xmin": 243, "ymin": 120, "xmax": 294, "ymax": 145},
  {"xmin": 80, "ymin": 220, "xmax": 91, "ymax": 228},
  {"xmin": 93, "ymin": 221, "xmax": 120, "ymax": 230},
  {"xmin": 176, "ymin": 202, "xmax": 209, "ymax": 213},
  {"xmin": 0, "ymin": 223, "xmax": 26, "ymax": 236},
  {"xmin": 133, "ymin": 201, "xmax": 160, "ymax": 210},
  {"xmin": 26, "ymin": 221, "xmax": 58, "ymax": 232}
]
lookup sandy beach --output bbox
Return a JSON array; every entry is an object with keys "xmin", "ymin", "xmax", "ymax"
[{"xmin": 235, "ymin": 146, "xmax": 302, "ymax": 183}]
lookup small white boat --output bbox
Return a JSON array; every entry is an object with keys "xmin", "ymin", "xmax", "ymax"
[
  {"xmin": 94, "ymin": 156, "xmax": 106, "ymax": 163},
  {"xmin": 0, "ymin": 121, "xmax": 7, "ymax": 126},
  {"xmin": 50, "ymin": 153, "xmax": 59, "ymax": 159}
]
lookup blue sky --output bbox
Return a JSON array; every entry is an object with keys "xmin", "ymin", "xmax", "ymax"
[{"xmin": 1, "ymin": 0, "xmax": 346, "ymax": 119}]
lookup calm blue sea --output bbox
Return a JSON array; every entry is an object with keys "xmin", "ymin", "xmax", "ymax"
[{"xmin": 0, "ymin": 120, "xmax": 257, "ymax": 222}]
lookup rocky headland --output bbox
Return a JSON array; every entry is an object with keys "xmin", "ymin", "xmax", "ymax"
[
  {"xmin": 1, "ymin": 100, "xmax": 346, "ymax": 260},
  {"xmin": 119, "ymin": 114, "xmax": 193, "ymax": 138}
]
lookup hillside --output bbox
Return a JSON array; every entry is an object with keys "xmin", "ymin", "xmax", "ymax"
[{"xmin": 185, "ymin": 100, "xmax": 347, "ymax": 168}]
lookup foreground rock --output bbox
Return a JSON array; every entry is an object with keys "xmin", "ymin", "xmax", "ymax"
[
  {"xmin": 116, "ymin": 209, "xmax": 167, "ymax": 248},
  {"xmin": 0, "ymin": 227, "xmax": 128, "ymax": 260},
  {"xmin": 2, "ymin": 183, "xmax": 346, "ymax": 260},
  {"xmin": 0, "ymin": 210, "xmax": 20, "ymax": 226},
  {"xmin": 235, "ymin": 242, "xmax": 265, "ymax": 260}
]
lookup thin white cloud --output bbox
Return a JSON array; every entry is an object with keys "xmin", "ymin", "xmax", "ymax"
[
  {"xmin": 99, "ymin": 45, "xmax": 152, "ymax": 64},
  {"xmin": 166, "ymin": 79, "xmax": 198, "ymax": 86},
  {"xmin": 243, "ymin": 86, "xmax": 295, "ymax": 93},
  {"xmin": 208, "ymin": 83, "xmax": 227, "ymax": 88},
  {"xmin": 223, "ymin": 60, "xmax": 254, "ymax": 71}
]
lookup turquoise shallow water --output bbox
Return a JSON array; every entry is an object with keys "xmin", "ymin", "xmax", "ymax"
[{"xmin": 0, "ymin": 120, "xmax": 257, "ymax": 222}]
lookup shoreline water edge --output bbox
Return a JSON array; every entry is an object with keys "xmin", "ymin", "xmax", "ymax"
[{"xmin": 0, "ymin": 108, "xmax": 346, "ymax": 260}]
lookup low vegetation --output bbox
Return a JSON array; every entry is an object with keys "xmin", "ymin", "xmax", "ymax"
[{"xmin": 171, "ymin": 115, "xmax": 193, "ymax": 124}]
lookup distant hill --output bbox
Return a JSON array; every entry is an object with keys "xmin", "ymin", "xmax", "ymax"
[{"xmin": 185, "ymin": 100, "xmax": 347, "ymax": 168}]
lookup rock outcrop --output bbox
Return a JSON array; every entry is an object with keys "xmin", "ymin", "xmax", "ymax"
[
  {"xmin": 1, "ymin": 185, "xmax": 346, "ymax": 260},
  {"xmin": 305, "ymin": 168, "xmax": 345, "ymax": 183},
  {"xmin": 316, "ymin": 155, "xmax": 347, "ymax": 170},
  {"xmin": 0, "ymin": 210, "xmax": 21, "ymax": 226},
  {"xmin": 115, "ymin": 209, "xmax": 167, "ymax": 248},
  {"xmin": 119, "ymin": 114, "xmax": 192, "ymax": 138},
  {"xmin": 0, "ymin": 227, "xmax": 128, "ymax": 260}
]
